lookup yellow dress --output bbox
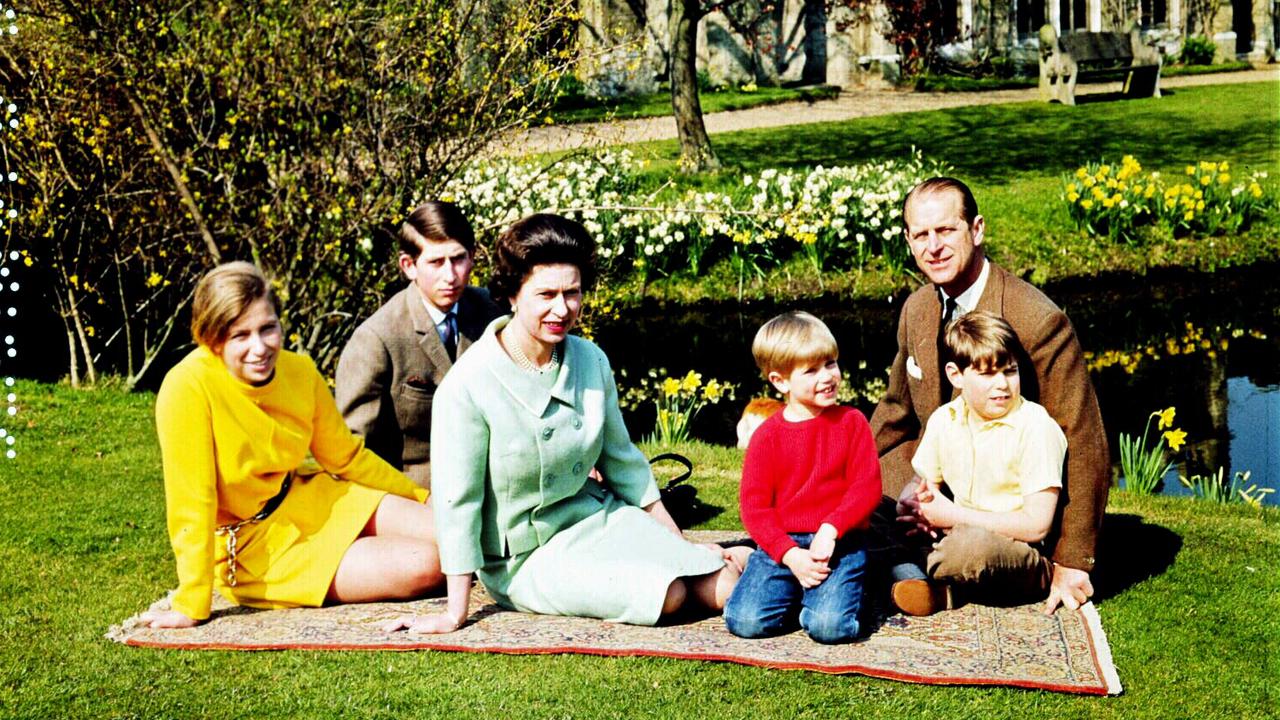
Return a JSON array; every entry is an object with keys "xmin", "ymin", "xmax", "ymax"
[{"xmin": 155, "ymin": 347, "xmax": 427, "ymax": 620}]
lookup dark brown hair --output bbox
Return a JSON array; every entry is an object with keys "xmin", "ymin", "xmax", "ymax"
[
  {"xmin": 399, "ymin": 201, "xmax": 476, "ymax": 259},
  {"xmin": 945, "ymin": 310, "xmax": 1020, "ymax": 372},
  {"xmin": 488, "ymin": 214, "xmax": 597, "ymax": 301}
]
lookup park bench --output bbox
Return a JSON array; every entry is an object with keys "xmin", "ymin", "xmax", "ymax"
[{"xmin": 1038, "ymin": 24, "xmax": 1162, "ymax": 105}]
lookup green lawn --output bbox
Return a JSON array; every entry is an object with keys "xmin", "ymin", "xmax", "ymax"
[
  {"xmin": 581, "ymin": 81, "xmax": 1280, "ymax": 303},
  {"xmin": 3, "ymin": 379, "xmax": 1277, "ymax": 718}
]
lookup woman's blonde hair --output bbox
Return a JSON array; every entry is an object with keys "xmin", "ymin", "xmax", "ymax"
[
  {"xmin": 751, "ymin": 311, "xmax": 839, "ymax": 377},
  {"xmin": 191, "ymin": 261, "xmax": 278, "ymax": 348}
]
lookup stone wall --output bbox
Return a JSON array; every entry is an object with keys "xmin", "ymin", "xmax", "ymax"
[{"xmin": 575, "ymin": 0, "xmax": 1276, "ymax": 95}]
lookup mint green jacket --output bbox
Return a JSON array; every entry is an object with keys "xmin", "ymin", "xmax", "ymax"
[{"xmin": 429, "ymin": 317, "xmax": 661, "ymax": 576}]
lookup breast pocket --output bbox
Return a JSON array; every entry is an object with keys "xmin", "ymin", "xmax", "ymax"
[{"xmin": 394, "ymin": 384, "xmax": 433, "ymax": 437}]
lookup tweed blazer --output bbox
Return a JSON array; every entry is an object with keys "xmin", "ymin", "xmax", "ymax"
[
  {"xmin": 430, "ymin": 316, "xmax": 661, "ymax": 577},
  {"xmin": 335, "ymin": 284, "xmax": 502, "ymax": 488},
  {"xmin": 870, "ymin": 262, "xmax": 1110, "ymax": 572}
]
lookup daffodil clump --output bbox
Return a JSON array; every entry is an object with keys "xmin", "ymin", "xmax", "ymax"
[
  {"xmin": 1180, "ymin": 468, "xmax": 1274, "ymax": 508},
  {"xmin": 619, "ymin": 368, "xmax": 736, "ymax": 444},
  {"xmin": 1084, "ymin": 324, "xmax": 1267, "ymax": 374},
  {"xmin": 440, "ymin": 149, "xmax": 946, "ymax": 282},
  {"xmin": 1062, "ymin": 157, "xmax": 1272, "ymax": 244},
  {"xmin": 1118, "ymin": 406, "xmax": 1187, "ymax": 495}
]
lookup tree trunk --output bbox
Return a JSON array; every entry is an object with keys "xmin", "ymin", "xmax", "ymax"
[{"xmin": 669, "ymin": 0, "xmax": 720, "ymax": 173}]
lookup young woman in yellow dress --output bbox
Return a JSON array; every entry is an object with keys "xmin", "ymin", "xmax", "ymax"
[{"xmin": 141, "ymin": 262, "xmax": 443, "ymax": 628}]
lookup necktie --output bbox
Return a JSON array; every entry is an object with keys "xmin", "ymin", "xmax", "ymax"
[
  {"xmin": 442, "ymin": 312, "xmax": 457, "ymax": 362},
  {"xmin": 937, "ymin": 295, "xmax": 958, "ymax": 404}
]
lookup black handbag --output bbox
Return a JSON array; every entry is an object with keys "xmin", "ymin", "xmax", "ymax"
[{"xmin": 651, "ymin": 452, "xmax": 714, "ymax": 529}]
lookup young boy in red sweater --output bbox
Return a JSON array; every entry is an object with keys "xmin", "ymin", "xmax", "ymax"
[{"xmin": 724, "ymin": 312, "xmax": 882, "ymax": 643}]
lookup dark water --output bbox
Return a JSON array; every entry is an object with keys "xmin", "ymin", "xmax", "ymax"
[{"xmin": 593, "ymin": 263, "xmax": 1280, "ymax": 505}]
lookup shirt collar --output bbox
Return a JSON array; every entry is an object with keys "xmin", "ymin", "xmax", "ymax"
[
  {"xmin": 940, "ymin": 258, "xmax": 990, "ymax": 315},
  {"xmin": 421, "ymin": 296, "xmax": 459, "ymax": 327},
  {"xmin": 950, "ymin": 393, "xmax": 1027, "ymax": 430}
]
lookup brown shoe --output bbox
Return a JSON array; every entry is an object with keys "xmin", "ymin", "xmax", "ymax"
[{"xmin": 892, "ymin": 579, "xmax": 952, "ymax": 616}]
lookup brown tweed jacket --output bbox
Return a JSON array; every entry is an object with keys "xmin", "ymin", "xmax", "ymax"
[
  {"xmin": 335, "ymin": 285, "xmax": 503, "ymax": 488},
  {"xmin": 870, "ymin": 262, "xmax": 1110, "ymax": 572}
]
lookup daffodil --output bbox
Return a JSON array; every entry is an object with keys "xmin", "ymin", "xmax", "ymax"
[
  {"xmin": 1156, "ymin": 406, "xmax": 1176, "ymax": 429},
  {"xmin": 1163, "ymin": 428, "xmax": 1187, "ymax": 452},
  {"xmin": 662, "ymin": 377, "xmax": 681, "ymax": 396},
  {"xmin": 681, "ymin": 370, "xmax": 702, "ymax": 393}
]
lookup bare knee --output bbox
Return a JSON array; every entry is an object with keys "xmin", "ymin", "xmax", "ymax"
[
  {"xmin": 404, "ymin": 542, "xmax": 444, "ymax": 595},
  {"xmin": 662, "ymin": 579, "xmax": 688, "ymax": 616}
]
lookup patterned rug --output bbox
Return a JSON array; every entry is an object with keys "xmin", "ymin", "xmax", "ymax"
[{"xmin": 107, "ymin": 532, "xmax": 1121, "ymax": 695}]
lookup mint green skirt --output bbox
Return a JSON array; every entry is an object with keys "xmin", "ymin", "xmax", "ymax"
[{"xmin": 477, "ymin": 491, "xmax": 724, "ymax": 625}]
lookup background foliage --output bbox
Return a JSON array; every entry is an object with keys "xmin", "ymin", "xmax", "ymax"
[{"xmin": 1, "ymin": 0, "xmax": 578, "ymax": 386}]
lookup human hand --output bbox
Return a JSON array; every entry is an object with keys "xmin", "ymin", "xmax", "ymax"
[
  {"xmin": 808, "ymin": 524, "xmax": 838, "ymax": 563},
  {"xmin": 138, "ymin": 609, "xmax": 199, "ymax": 629},
  {"xmin": 896, "ymin": 478, "xmax": 938, "ymax": 538},
  {"xmin": 721, "ymin": 544, "xmax": 753, "ymax": 574},
  {"xmin": 915, "ymin": 478, "xmax": 957, "ymax": 530},
  {"xmin": 1042, "ymin": 564, "xmax": 1094, "ymax": 615},
  {"xmin": 782, "ymin": 546, "xmax": 830, "ymax": 589},
  {"xmin": 589, "ymin": 466, "xmax": 604, "ymax": 484},
  {"xmin": 380, "ymin": 612, "xmax": 463, "ymax": 634}
]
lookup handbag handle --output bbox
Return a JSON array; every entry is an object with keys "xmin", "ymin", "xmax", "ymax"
[{"xmin": 649, "ymin": 452, "xmax": 693, "ymax": 489}]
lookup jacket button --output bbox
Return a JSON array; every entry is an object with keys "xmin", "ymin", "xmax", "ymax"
[
  {"xmin": 572, "ymin": 461, "xmax": 584, "ymax": 475},
  {"xmin": 541, "ymin": 427, "xmax": 554, "ymax": 440},
  {"xmin": 572, "ymin": 417, "xmax": 582, "ymax": 429}
]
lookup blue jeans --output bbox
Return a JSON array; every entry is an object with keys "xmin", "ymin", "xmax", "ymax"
[{"xmin": 723, "ymin": 532, "xmax": 866, "ymax": 644}]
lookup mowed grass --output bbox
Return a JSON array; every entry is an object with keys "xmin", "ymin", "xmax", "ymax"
[
  {"xmin": 2, "ymin": 380, "xmax": 1277, "ymax": 719},
  {"xmin": 585, "ymin": 81, "xmax": 1280, "ymax": 301}
]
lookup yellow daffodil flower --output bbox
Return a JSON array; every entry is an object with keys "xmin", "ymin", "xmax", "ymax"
[
  {"xmin": 681, "ymin": 370, "xmax": 702, "ymax": 392},
  {"xmin": 1163, "ymin": 428, "xmax": 1187, "ymax": 452},
  {"xmin": 662, "ymin": 377, "xmax": 682, "ymax": 396},
  {"xmin": 1156, "ymin": 406, "xmax": 1176, "ymax": 429}
]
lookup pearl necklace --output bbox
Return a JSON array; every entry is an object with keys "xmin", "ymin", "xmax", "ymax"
[{"xmin": 506, "ymin": 336, "xmax": 561, "ymax": 374}]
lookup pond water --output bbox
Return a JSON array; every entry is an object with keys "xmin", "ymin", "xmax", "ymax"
[{"xmin": 593, "ymin": 262, "xmax": 1280, "ymax": 505}]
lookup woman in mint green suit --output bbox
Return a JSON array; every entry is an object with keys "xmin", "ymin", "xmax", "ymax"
[{"xmin": 383, "ymin": 214, "xmax": 749, "ymax": 633}]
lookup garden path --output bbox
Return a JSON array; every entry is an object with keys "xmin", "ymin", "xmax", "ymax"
[{"xmin": 508, "ymin": 67, "xmax": 1280, "ymax": 156}]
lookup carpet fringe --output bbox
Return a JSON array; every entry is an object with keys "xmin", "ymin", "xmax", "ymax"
[{"xmin": 1080, "ymin": 602, "xmax": 1123, "ymax": 695}]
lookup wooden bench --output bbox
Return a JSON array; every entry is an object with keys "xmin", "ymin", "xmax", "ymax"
[{"xmin": 1038, "ymin": 25, "xmax": 1162, "ymax": 105}]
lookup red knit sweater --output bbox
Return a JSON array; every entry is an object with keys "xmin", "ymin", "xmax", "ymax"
[{"xmin": 740, "ymin": 405, "xmax": 882, "ymax": 562}]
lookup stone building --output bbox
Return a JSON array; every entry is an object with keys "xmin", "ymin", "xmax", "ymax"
[{"xmin": 576, "ymin": 0, "xmax": 1276, "ymax": 93}]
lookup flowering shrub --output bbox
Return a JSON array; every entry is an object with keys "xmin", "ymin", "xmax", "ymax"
[
  {"xmin": 441, "ymin": 149, "xmax": 946, "ymax": 284},
  {"xmin": 1063, "ymin": 156, "xmax": 1272, "ymax": 244},
  {"xmin": 1117, "ymin": 406, "xmax": 1187, "ymax": 494},
  {"xmin": 619, "ymin": 368, "xmax": 737, "ymax": 444}
]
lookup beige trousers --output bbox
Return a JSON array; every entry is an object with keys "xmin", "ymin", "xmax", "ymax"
[{"xmin": 926, "ymin": 524, "xmax": 1052, "ymax": 604}]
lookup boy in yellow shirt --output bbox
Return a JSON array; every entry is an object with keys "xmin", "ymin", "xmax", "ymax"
[{"xmin": 891, "ymin": 311, "xmax": 1067, "ymax": 616}]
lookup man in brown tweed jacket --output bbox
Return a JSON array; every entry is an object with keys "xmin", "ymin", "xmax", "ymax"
[
  {"xmin": 336, "ymin": 202, "xmax": 503, "ymax": 489},
  {"xmin": 871, "ymin": 177, "xmax": 1109, "ymax": 614}
]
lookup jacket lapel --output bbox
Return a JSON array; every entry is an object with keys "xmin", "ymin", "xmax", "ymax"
[
  {"xmin": 404, "ymin": 288, "xmax": 452, "ymax": 384},
  {"xmin": 912, "ymin": 291, "xmax": 944, "ymax": 410},
  {"xmin": 456, "ymin": 289, "xmax": 497, "ymax": 357}
]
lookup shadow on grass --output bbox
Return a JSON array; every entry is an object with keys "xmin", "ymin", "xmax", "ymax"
[
  {"xmin": 683, "ymin": 84, "xmax": 1277, "ymax": 186},
  {"xmin": 1092, "ymin": 511, "xmax": 1183, "ymax": 602}
]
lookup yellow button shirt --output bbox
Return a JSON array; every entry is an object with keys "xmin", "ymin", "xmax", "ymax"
[{"xmin": 911, "ymin": 396, "xmax": 1066, "ymax": 514}]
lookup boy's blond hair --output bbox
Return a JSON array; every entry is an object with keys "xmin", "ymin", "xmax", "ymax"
[
  {"xmin": 751, "ymin": 311, "xmax": 839, "ymax": 377},
  {"xmin": 944, "ymin": 310, "xmax": 1020, "ymax": 372}
]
